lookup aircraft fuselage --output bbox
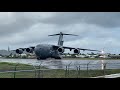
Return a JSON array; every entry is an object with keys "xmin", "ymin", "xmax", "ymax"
[{"xmin": 34, "ymin": 44, "xmax": 61, "ymax": 60}]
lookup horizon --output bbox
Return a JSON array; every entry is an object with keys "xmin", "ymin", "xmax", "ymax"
[{"xmin": 0, "ymin": 12, "xmax": 120, "ymax": 54}]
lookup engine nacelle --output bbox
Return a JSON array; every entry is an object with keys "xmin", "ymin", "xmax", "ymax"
[
  {"xmin": 16, "ymin": 49, "xmax": 23, "ymax": 54},
  {"xmin": 74, "ymin": 48, "xmax": 80, "ymax": 54},
  {"xmin": 26, "ymin": 48, "xmax": 34, "ymax": 53},
  {"xmin": 57, "ymin": 47, "xmax": 64, "ymax": 53}
]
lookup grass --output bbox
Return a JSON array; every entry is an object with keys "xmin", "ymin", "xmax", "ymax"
[
  {"xmin": 40, "ymin": 69, "xmax": 120, "ymax": 78},
  {"xmin": 0, "ymin": 62, "xmax": 120, "ymax": 78}
]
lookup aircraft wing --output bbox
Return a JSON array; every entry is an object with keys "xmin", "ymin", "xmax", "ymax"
[
  {"xmin": 53, "ymin": 45, "xmax": 100, "ymax": 52},
  {"xmin": 63, "ymin": 46, "xmax": 100, "ymax": 52}
]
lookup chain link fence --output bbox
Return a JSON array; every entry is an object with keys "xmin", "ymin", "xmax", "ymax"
[{"xmin": 0, "ymin": 62, "xmax": 120, "ymax": 78}]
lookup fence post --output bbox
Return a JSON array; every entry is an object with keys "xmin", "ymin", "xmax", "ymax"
[
  {"xmin": 87, "ymin": 62, "xmax": 90, "ymax": 77},
  {"xmin": 33, "ymin": 65, "xmax": 37, "ymax": 78},
  {"xmin": 65, "ymin": 62, "xmax": 71, "ymax": 78},
  {"xmin": 68, "ymin": 62, "xmax": 72, "ymax": 78},
  {"xmin": 75, "ymin": 64, "xmax": 80, "ymax": 78},
  {"xmin": 78, "ymin": 65, "xmax": 81, "ymax": 78},
  {"xmin": 38, "ymin": 63, "xmax": 42, "ymax": 78},
  {"xmin": 75, "ymin": 65, "xmax": 78, "ymax": 78},
  {"xmin": 13, "ymin": 63, "xmax": 19, "ymax": 78},
  {"xmin": 38, "ymin": 65, "xmax": 41, "ymax": 78},
  {"xmin": 65, "ymin": 65, "xmax": 68, "ymax": 77},
  {"xmin": 103, "ymin": 63, "xmax": 107, "ymax": 76}
]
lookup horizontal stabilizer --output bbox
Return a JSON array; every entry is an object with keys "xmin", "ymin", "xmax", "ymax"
[
  {"xmin": 48, "ymin": 32, "xmax": 78, "ymax": 36},
  {"xmin": 48, "ymin": 34, "xmax": 60, "ymax": 36},
  {"xmin": 63, "ymin": 34, "xmax": 78, "ymax": 36}
]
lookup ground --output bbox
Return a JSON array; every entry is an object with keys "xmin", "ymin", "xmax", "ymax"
[{"xmin": 0, "ymin": 62, "xmax": 120, "ymax": 78}]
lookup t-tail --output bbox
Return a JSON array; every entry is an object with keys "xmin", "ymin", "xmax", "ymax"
[{"xmin": 48, "ymin": 32, "xmax": 78, "ymax": 46}]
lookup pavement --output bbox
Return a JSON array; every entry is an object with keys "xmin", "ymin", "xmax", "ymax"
[{"xmin": 92, "ymin": 73, "xmax": 120, "ymax": 78}]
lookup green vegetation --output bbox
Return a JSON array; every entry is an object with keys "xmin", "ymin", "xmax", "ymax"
[
  {"xmin": 0, "ymin": 62, "xmax": 120, "ymax": 78},
  {"xmin": 40, "ymin": 69, "xmax": 120, "ymax": 78}
]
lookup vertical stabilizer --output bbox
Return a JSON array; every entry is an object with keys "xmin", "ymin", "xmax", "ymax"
[{"xmin": 48, "ymin": 32, "xmax": 78, "ymax": 46}]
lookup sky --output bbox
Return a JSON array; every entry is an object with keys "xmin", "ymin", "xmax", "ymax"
[{"xmin": 0, "ymin": 12, "xmax": 120, "ymax": 54}]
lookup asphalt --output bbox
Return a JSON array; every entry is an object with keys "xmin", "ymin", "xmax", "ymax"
[{"xmin": 92, "ymin": 73, "xmax": 120, "ymax": 78}]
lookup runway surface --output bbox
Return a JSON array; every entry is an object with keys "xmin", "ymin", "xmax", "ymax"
[{"xmin": 0, "ymin": 58, "xmax": 120, "ymax": 70}]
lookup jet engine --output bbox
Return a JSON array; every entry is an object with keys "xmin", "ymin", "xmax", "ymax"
[
  {"xmin": 74, "ymin": 48, "xmax": 80, "ymax": 54},
  {"xmin": 16, "ymin": 49, "xmax": 23, "ymax": 54},
  {"xmin": 26, "ymin": 47, "xmax": 34, "ymax": 53},
  {"xmin": 57, "ymin": 47, "xmax": 64, "ymax": 53}
]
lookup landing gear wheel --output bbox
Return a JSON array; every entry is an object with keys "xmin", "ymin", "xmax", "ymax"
[
  {"xmin": 37, "ymin": 57, "xmax": 41, "ymax": 60},
  {"xmin": 37, "ymin": 57, "xmax": 46, "ymax": 60},
  {"xmin": 55, "ymin": 57, "xmax": 62, "ymax": 59}
]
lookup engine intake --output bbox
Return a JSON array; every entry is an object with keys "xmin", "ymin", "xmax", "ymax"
[
  {"xmin": 57, "ymin": 47, "xmax": 64, "ymax": 53},
  {"xmin": 26, "ymin": 48, "xmax": 34, "ymax": 53},
  {"xmin": 74, "ymin": 49, "xmax": 80, "ymax": 54},
  {"xmin": 16, "ymin": 49, "xmax": 23, "ymax": 54}
]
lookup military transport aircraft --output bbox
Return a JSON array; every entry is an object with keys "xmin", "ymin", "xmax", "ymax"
[{"xmin": 15, "ymin": 32, "xmax": 100, "ymax": 60}]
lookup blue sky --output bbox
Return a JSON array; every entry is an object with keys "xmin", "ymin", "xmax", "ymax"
[{"xmin": 0, "ymin": 12, "xmax": 120, "ymax": 54}]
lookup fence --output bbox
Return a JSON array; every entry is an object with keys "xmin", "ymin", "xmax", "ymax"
[{"xmin": 0, "ymin": 62, "xmax": 120, "ymax": 78}]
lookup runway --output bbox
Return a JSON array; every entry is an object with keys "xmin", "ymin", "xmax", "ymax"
[
  {"xmin": 92, "ymin": 73, "xmax": 120, "ymax": 78},
  {"xmin": 0, "ymin": 58, "xmax": 120, "ymax": 70}
]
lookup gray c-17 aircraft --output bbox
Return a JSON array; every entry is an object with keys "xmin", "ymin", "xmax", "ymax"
[{"xmin": 15, "ymin": 32, "xmax": 100, "ymax": 60}]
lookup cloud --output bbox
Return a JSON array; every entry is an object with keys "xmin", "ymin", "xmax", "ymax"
[
  {"xmin": 42, "ymin": 12, "xmax": 120, "ymax": 28},
  {"xmin": 0, "ymin": 12, "xmax": 56, "ymax": 37},
  {"xmin": 0, "ymin": 12, "xmax": 120, "ymax": 54}
]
